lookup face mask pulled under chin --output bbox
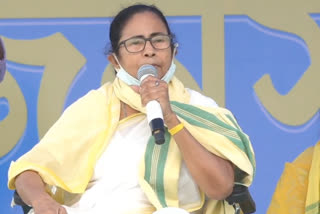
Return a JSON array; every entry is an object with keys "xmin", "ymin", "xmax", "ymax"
[{"xmin": 113, "ymin": 55, "xmax": 177, "ymax": 86}]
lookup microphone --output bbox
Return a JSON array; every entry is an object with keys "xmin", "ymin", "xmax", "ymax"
[{"xmin": 137, "ymin": 64, "xmax": 165, "ymax": 145}]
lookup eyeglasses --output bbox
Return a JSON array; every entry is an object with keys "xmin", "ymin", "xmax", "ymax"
[{"xmin": 117, "ymin": 34, "xmax": 172, "ymax": 53}]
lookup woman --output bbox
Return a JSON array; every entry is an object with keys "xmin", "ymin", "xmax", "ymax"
[
  {"xmin": 267, "ymin": 140, "xmax": 320, "ymax": 214},
  {"xmin": 8, "ymin": 4, "xmax": 255, "ymax": 214}
]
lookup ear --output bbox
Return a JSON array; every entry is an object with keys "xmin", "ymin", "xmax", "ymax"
[{"xmin": 108, "ymin": 54, "xmax": 120, "ymax": 69}]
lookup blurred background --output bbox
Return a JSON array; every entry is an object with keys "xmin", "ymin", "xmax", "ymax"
[{"xmin": 0, "ymin": 0, "xmax": 319, "ymax": 213}]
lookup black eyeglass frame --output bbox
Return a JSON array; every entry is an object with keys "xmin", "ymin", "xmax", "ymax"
[{"xmin": 117, "ymin": 34, "xmax": 173, "ymax": 53}]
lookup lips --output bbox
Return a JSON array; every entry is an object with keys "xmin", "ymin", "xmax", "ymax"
[{"xmin": 151, "ymin": 64, "xmax": 160, "ymax": 71}]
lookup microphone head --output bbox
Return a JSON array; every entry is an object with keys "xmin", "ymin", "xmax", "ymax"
[{"xmin": 137, "ymin": 64, "xmax": 158, "ymax": 81}]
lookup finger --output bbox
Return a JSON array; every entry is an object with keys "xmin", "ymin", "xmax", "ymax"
[
  {"xmin": 141, "ymin": 89, "xmax": 168, "ymax": 107},
  {"xmin": 139, "ymin": 82, "xmax": 155, "ymax": 96},
  {"xmin": 140, "ymin": 81, "xmax": 166, "ymax": 97},
  {"xmin": 130, "ymin": 85, "xmax": 140, "ymax": 94},
  {"xmin": 58, "ymin": 206, "xmax": 68, "ymax": 214},
  {"xmin": 141, "ymin": 79, "xmax": 163, "ymax": 93},
  {"xmin": 140, "ymin": 75, "xmax": 157, "ymax": 85},
  {"xmin": 155, "ymin": 80, "xmax": 167, "ymax": 89}
]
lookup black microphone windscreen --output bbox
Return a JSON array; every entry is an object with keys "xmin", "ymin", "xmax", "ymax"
[{"xmin": 137, "ymin": 64, "xmax": 158, "ymax": 80}]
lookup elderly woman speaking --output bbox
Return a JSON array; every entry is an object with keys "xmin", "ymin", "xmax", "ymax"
[{"xmin": 8, "ymin": 4, "xmax": 255, "ymax": 214}]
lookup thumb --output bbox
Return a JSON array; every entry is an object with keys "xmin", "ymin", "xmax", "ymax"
[{"xmin": 130, "ymin": 85, "xmax": 140, "ymax": 94}]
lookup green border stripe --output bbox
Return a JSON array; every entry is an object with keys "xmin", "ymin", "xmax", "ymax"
[
  {"xmin": 171, "ymin": 101, "xmax": 255, "ymax": 174},
  {"xmin": 150, "ymin": 145, "xmax": 161, "ymax": 194},
  {"xmin": 173, "ymin": 106, "xmax": 241, "ymax": 140},
  {"xmin": 155, "ymin": 130, "xmax": 171, "ymax": 207},
  {"xmin": 144, "ymin": 136, "xmax": 155, "ymax": 181},
  {"xmin": 306, "ymin": 201, "xmax": 320, "ymax": 213},
  {"xmin": 171, "ymin": 102, "xmax": 242, "ymax": 145},
  {"xmin": 172, "ymin": 103, "xmax": 241, "ymax": 140},
  {"xmin": 144, "ymin": 129, "xmax": 171, "ymax": 207},
  {"xmin": 226, "ymin": 115, "xmax": 256, "ymax": 172}
]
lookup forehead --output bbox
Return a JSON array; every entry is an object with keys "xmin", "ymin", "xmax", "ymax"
[{"xmin": 120, "ymin": 11, "xmax": 168, "ymax": 39}]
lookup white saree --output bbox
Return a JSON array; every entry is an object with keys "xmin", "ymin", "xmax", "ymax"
[
  {"xmin": 62, "ymin": 89, "xmax": 218, "ymax": 214},
  {"xmin": 8, "ymin": 77, "xmax": 255, "ymax": 214}
]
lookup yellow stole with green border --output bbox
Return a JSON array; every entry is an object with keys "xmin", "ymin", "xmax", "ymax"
[{"xmin": 8, "ymin": 76, "xmax": 255, "ymax": 213}]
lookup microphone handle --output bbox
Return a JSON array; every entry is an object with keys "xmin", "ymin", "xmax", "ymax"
[
  {"xmin": 146, "ymin": 100, "xmax": 163, "ymax": 121},
  {"xmin": 146, "ymin": 100, "xmax": 165, "ymax": 144}
]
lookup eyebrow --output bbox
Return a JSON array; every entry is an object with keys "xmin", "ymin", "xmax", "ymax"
[
  {"xmin": 126, "ymin": 32, "xmax": 168, "ymax": 40},
  {"xmin": 150, "ymin": 32, "xmax": 168, "ymax": 37}
]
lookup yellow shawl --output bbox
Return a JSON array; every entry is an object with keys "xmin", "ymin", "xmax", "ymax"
[
  {"xmin": 8, "ymin": 76, "xmax": 255, "ymax": 213},
  {"xmin": 267, "ymin": 141, "xmax": 320, "ymax": 214}
]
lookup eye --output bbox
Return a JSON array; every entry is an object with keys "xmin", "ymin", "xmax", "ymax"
[
  {"xmin": 126, "ymin": 38, "xmax": 144, "ymax": 46},
  {"xmin": 152, "ymin": 35, "xmax": 167, "ymax": 43}
]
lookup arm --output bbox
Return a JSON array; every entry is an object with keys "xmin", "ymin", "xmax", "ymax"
[
  {"xmin": 15, "ymin": 170, "xmax": 67, "ymax": 214},
  {"xmin": 165, "ymin": 113, "xmax": 234, "ymax": 200},
  {"xmin": 138, "ymin": 76, "xmax": 234, "ymax": 200}
]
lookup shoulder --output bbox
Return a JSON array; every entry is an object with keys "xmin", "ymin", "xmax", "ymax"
[
  {"xmin": 186, "ymin": 88, "xmax": 219, "ymax": 108},
  {"xmin": 63, "ymin": 82, "xmax": 112, "ymax": 114}
]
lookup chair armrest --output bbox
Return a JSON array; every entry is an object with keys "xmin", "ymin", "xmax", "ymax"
[
  {"xmin": 13, "ymin": 185, "xmax": 256, "ymax": 214},
  {"xmin": 13, "ymin": 190, "xmax": 32, "ymax": 214}
]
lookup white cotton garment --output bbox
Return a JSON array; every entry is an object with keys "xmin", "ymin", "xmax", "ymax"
[
  {"xmin": 61, "ymin": 89, "xmax": 218, "ymax": 214},
  {"xmin": 64, "ymin": 114, "xmax": 152, "ymax": 214}
]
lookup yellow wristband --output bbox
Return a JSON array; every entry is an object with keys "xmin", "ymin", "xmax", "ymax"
[{"xmin": 169, "ymin": 123, "xmax": 184, "ymax": 135}]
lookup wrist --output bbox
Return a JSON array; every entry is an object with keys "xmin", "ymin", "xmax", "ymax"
[
  {"xmin": 169, "ymin": 123, "xmax": 184, "ymax": 136},
  {"xmin": 164, "ymin": 112, "xmax": 180, "ymax": 129}
]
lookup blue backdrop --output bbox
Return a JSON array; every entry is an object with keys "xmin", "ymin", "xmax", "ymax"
[{"xmin": 0, "ymin": 14, "xmax": 320, "ymax": 213}]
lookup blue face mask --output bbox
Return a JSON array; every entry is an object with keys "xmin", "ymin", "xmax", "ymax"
[
  {"xmin": 113, "ymin": 45, "xmax": 178, "ymax": 86},
  {"xmin": 113, "ymin": 56, "xmax": 140, "ymax": 86}
]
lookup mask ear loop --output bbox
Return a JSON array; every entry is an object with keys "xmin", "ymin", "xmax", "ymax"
[
  {"xmin": 171, "ymin": 43, "xmax": 178, "ymax": 62},
  {"xmin": 112, "ymin": 53, "xmax": 122, "ymax": 71}
]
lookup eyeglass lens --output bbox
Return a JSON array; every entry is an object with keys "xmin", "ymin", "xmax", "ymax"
[{"xmin": 124, "ymin": 35, "xmax": 171, "ymax": 53}]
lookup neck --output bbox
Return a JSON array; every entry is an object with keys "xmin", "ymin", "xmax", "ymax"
[{"xmin": 120, "ymin": 101, "xmax": 139, "ymax": 120}]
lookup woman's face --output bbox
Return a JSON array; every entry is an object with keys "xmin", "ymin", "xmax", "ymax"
[{"xmin": 114, "ymin": 11, "xmax": 173, "ymax": 79}]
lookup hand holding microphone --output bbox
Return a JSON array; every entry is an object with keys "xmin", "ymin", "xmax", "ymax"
[{"xmin": 137, "ymin": 64, "xmax": 168, "ymax": 145}]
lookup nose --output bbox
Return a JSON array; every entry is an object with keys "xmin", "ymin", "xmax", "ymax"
[{"xmin": 143, "ymin": 40, "xmax": 156, "ymax": 57}]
